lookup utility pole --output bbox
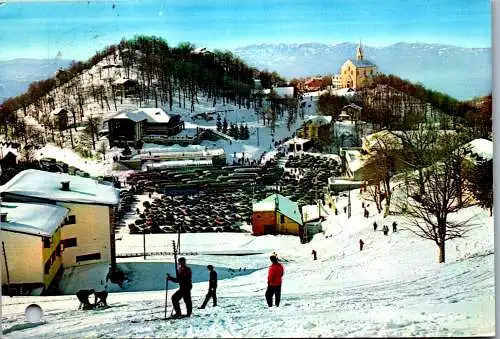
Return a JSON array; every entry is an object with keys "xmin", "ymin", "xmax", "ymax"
[
  {"xmin": 143, "ymin": 230, "xmax": 146, "ymax": 260},
  {"xmin": 2, "ymin": 241, "xmax": 11, "ymax": 297},
  {"xmin": 348, "ymin": 187, "xmax": 352, "ymax": 218}
]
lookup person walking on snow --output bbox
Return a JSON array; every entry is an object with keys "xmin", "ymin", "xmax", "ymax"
[
  {"xmin": 373, "ymin": 221, "xmax": 378, "ymax": 231},
  {"xmin": 167, "ymin": 257, "xmax": 193, "ymax": 317},
  {"xmin": 383, "ymin": 225, "xmax": 389, "ymax": 236},
  {"xmin": 266, "ymin": 255, "xmax": 284, "ymax": 307},
  {"xmin": 392, "ymin": 221, "xmax": 398, "ymax": 232},
  {"xmin": 199, "ymin": 265, "xmax": 217, "ymax": 309},
  {"xmin": 311, "ymin": 249, "xmax": 317, "ymax": 260},
  {"xmin": 359, "ymin": 239, "xmax": 364, "ymax": 251}
]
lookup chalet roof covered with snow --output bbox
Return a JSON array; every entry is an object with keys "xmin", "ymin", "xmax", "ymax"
[
  {"xmin": 0, "ymin": 169, "xmax": 120, "ymax": 205},
  {"xmin": 464, "ymin": 138, "xmax": 493, "ymax": 161},
  {"xmin": 305, "ymin": 115, "xmax": 333, "ymax": 126},
  {"xmin": 283, "ymin": 137, "xmax": 310, "ymax": 146},
  {"xmin": 0, "ymin": 202, "xmax": 68, "ymax": 237},
  {"xmin": 253, "ymin": 193, "xmax": 303, "ymax": 225},
  {"xmin": 109, "ymin": 108, "xmax": 173, "ymax": 123},
  {"xmin": 342, "ymin": 103, "xmax": 362, "ymax": 111}
]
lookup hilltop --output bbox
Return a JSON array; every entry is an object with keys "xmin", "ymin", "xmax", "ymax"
[{"xmin": 234, "ymin": 42, "xmax": 491, "ymax": 100}]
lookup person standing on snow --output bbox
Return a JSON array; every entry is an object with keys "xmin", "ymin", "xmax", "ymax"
[
  {"xmin": 167, "ymin": 257, "xmax": 193, "ymax": 317},
  {"xmin": 266, "ymin": 255, "xmax": 284, "ymax": 307},
  {"xmin": 199, "ymin": 265, "xmax": 217, "ymax": 309},
  {"xmin": 311, "ymin": 249, "xmax": 317, "ymax": 260},
  {"xmin": 359, "ymin": 239, "xmax": 364, "ymax": 251}
]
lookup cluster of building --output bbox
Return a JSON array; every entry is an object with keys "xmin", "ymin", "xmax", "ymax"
[{"xmin": 0, "ymin": 169, "xmax": 119, "ymax": 295}]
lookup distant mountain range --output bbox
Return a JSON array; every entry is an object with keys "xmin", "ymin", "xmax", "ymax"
[
  {"xmin": 233, "ymin": 42, "xmax": 491, "ymax": 100},
  {"xmin": 0, "ymin": 58, "xmax": 72, "ymax": 103},
  {"xmin": 0, "ymin": 42, "xmax": 491, "ymax": 103}
]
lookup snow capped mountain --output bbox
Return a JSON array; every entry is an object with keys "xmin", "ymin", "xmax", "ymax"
[{"xmin": 233, "ymin": 42, "xmax": 491, "ymax": 100}]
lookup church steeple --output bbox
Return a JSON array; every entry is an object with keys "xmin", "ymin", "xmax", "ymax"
[{"xmin": 356, "ymin": 40, "xmax": 364, "ymax": 60}]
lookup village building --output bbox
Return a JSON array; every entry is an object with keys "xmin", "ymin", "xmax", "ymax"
[
  {"xmin": 112, "ymin": 78, "xmax": 139, "ymax": 97},
  {"xmin": 1, "ymin": 202, "xmax": 69, "ymax": 295},
  {"xmin": 336, "ymin": 42, "xmax": 378, "ymax": 90},
  {"xmin": 304, "ymin": 78, "xmax": 322, "ymax": 92},
  {"xmin": 297, "ymin": 116, "xmax": 333, "ymax": 142},
  {"xmin": 340, "ymin": 103, "xmax": 363, "ymax": 122},
  {"xmin": 283, "ymin": 137, "xmax": 311, "ymax": 153},
  {"xmin": 107, "ymin": 107, "xmax": 185, "ymax": 147},
  {"xmin": 251, "ymin": 193, "xmax": 303, "ymax": 236},
  {"xmin": 0, "ymin": 169, "xmax": 120, "ymax": 274},
  {"xmin": 51, "ymin": 107, "xmax": 72, "ymax": 130}
]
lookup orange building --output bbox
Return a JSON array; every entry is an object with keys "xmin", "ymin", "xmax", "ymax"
[{"xmin": 251, "ymin": 194, "xmax": 303, "ymax": 236}]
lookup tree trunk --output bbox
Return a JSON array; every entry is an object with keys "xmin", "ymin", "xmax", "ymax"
[{"xmin": 438, "ymin": 241, "xmax": 445, "ymax": 263}]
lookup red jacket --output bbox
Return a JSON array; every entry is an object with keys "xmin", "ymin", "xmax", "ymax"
[{"xmin": 268, "ymin": 263, "xmax": 284, "ymax": 286}]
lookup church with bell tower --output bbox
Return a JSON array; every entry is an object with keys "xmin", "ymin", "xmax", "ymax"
[{"xmin": 337, "ymin": 41, "xmax": 378, "ymax": 90}]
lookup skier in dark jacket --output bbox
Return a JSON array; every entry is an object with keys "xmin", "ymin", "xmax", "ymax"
[
  {"xmin": 359, "ymin": 239, "xmax": 364, "ymax": 251},
  {"xmin": 266, "ymin": 255, "xmax": 284, "ymax": 307},
  {"xmin": 199, "ymin": 265, "xmax": 217, "ymax": 309},
  {"xmin": 392, "ymin": 221, "xmax": 398, "ymax": 232},
  {"xmin": 373, "ymin": 221, "xmax": 378, "ymax": 231},
  {"xmin": 167, "ymin": 257, "xmax": 193, "ymax": 317},
  {"xmin": 311, "ymin": 249, "xmax": 317, "ymax": 260}
]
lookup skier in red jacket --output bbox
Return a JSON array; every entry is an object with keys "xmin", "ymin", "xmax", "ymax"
[
  {"xmin": 167, "ymin": 257, "xmax": 193, "ymax": 317},
  {"xmin": 265, "ymin": 255, "xmax": 284, "ymax": 307}
]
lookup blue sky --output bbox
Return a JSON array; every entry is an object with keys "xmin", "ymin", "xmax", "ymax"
[{"xmin": 0, "ymin": 0, "xmax": 491, "ymax": 61}]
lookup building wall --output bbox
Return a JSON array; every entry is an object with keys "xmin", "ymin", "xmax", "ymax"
[
  {"xmin": 251, "ymin": 211, "xmax": 277, "ymax": 235},
  {"xmin": 276, "ymin": 212, "xmax": 300, "ymax": 235},
  {"xmin": 340, "ymin": 60, "xmax": 377, "ymax": 89},
  {"xmin": 1, "ymin": 232, "xmax": 43, "ymax": 285},
  {"xmin": 59, "ymin": 203, "xmax": 112, "ymax": 267},
  {"xmin": 42, "ymin": 228, "xmax": 63, "ymax": 288}
]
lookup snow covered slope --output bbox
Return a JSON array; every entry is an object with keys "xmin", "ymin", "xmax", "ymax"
[{"xmin": 1, "ymin": 191, "xmax": 494, "ymax": 337}]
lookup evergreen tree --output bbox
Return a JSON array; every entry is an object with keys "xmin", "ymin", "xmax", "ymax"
[
  {"xmin": 216, "ymin": 114, "xmax": 222, "ymax": 132},
  {"xmin": 239, "ymin": 123, "xmax": 245, "ymax": 140},
  {"xmin": 467, "ymin": 157, "xmax": 493, "ymax": 216},
  {"xmin": 222, "ymin": 117, "xmax": 228, "ymax": 134},
  {"xmin": 244, "ymin": 124, "xmax": 250, "ymax": 139}
]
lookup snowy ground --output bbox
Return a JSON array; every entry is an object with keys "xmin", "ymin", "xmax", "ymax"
[{"xmin": 1, "ymin": 189, "xmax": 494, "ymax": 337}]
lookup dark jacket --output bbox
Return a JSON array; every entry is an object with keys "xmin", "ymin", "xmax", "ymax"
[
  {"xmin": 209, "ymin": 270, "xmax": 218, "ymax": 289},
  {"xmin": 169, "ymin": 266, "xmax": 192, "ymax": 290}
]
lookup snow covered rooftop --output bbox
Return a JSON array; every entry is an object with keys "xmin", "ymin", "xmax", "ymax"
[
  {"xmin": 0, "ymin": 169, "xmax": 120, "ymax": 205},
  {"xmin": 146, "ymin": 159, "xmax": 213, "ymax": 170},
  {"xmin": 305, "ymin": 115, "xmax": 332, "ymax": 126},
  {"xmin": 110, "ymin": 108, "xmax": 173, "ymax": 123},
  {"xmin": 253, "ymin": 193, "xmax": 303, "ymax": 225},
  {"xmin": 0, "ymin": 202, "xmax": 68, "ymax": 237},
  {"xmin": 464, "ymin": 138, "xmax": 493, "ymax": 160},
  {"xmin": 344, "ymin": 149, "xmax": 365, "ymax": 173},
  {"xmin": 283, "ymin": 137, "xmax": 310, "ymax": 146}
]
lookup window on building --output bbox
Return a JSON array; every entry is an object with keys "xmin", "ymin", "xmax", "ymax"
[
  {"xmin": 43, "ymin": 238, "xmax": 51, "ymax": 248},
  {"xmin": 76, "ymin": 252, "xmax": 101, "ymax": 262},
  {"xmin": 63, "ymin": 238, "xmax": 77, "ymax": 248},
  {"xmin": 65, "ymin": 215, "xmax": 76, "ymax": 225},
  {"xmin": 280, "ymin": 215, "xmax": 285, "ymax": 223}
]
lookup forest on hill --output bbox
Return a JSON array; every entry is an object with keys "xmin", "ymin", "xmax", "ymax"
[{"xmin": 0, "ymin": 35, "xmax": 287, "ymax": 144}]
